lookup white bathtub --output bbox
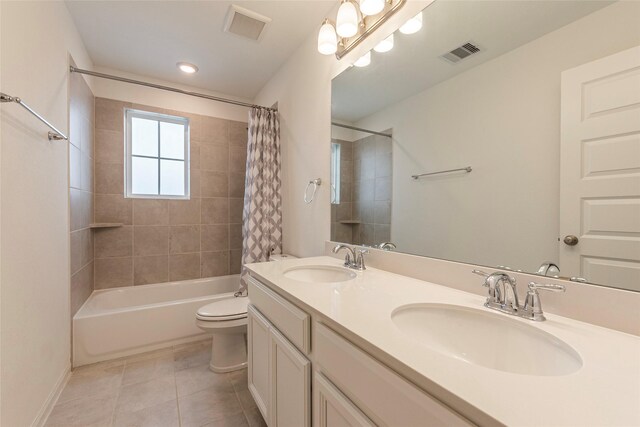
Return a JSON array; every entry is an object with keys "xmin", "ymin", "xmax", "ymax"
[{"xmin": 73, "ymin": 275, "xmax": 240, "ymax": 367}]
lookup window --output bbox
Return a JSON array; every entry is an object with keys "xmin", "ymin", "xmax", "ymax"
[
  {"xmin": 330, "ymin": 142, "xmax": 341, "ymax": 204},
  {"xmin": 125, "ymin": 109, "xmax": 190, "ymax": 199}
]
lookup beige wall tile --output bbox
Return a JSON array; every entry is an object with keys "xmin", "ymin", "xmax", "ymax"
[
  {"xmin": 228, "ymin": 173, "xmax": 245, "ymax": 198},
  {"xmin": 95, "ymin": 226, "xmax": 133, "ymax": 258},
  {"xmin": 95, "ymin": 194, "xmax": 132, "ymax": 225},
  {"xmin": 228, "ymin": 121, "xmax": 247, "ymax": 146},
  {"xmin": 95, "ymin": 129, "xmax": 124, "ymax": 164},
  {"xmin": 374, "ymin": 177, "xmax": 392, "ymax": 201},
  {"xmin": 190, "ymin": 169, "xmax": 201, "ymax": 199},
  {"xmin": 134, "ymin": 256, "xmax": 169, "ymax": 286},
  {"xmin": 201, "ymin": 171, "xmax": 228, "ymax": 198},
  {"xmin": 229, "ymin": 224, "xmax": 242, "ymax": 250},
  {"xmin": 201, "ymin": 225, "xmax": 229, "ymax": 252},
  {"xmin": 80, "ymin": 153, "xmax": 93, "ymax": 192},
  {"xmin": 230, "ymin": 250, "xmax": 242, "ymax": 275},
  {"xmin": 81, "ymin": 115, "xmax": 94, "ymax": 160},
  {"xmin": 374, "ymin": 200, "xmax": 392, "ymax": 225},
  {"xmin": 134, "ymin": 199, "xmax": 169, "ymax": 225},
  {"xmin": 95, "ymin": 257, "xmax": 133, "ymax": 289},
  {"xmin": 189, "ymin": 141, "xmax": 200, "ymax": 170},
  {"xmin": 169, "ymin": 253, "xmax": 201, "ymax": 281},
  {"xmin": 201, "ymin": 251, "xmax": 230, "ymax": 278},
  {"xmin": 95, "ymin": 98, "xmax": 130, "ymax": 131},
  {"xmin": 374, "ymin": 224, "xmax": 391, "ymax": 243},
  {"xmin": 229, "ymin": 146, "xmax": 247, "ymax": 174},
  {"xmin": 134, "ymin": 226, "xmax": 169, "ymax": 256},
  {"xmin": 200, "ymin": 144, "xmax": 229, "ymax": 172},
  {"xmin": 70, "ymin": 228, "xmax": 93, "ymax": 275},
  {"xmin": 201, "ymin": 198, "xmax": 228, "ymax": 224},
  {"xmin": 70, "ymin": 144, "xmax": 82, "ymax": 190},
  {"xmin": 169, "ymin": 225, "xmax": 200, "ymax": 254},
  {"xmin": 229, "ymin": 198, "xmax": 244, "ymax": 224},
  {"xmin": 95, "ymin": 162, "xmax": 123, "ymax": 195},
  {"xmin": 71, "ymin": 262, "xmax": 93, "ymax": 316},
  {"xmin": 70, "ymin": 188, "xmax": 93, "ymax": 231},
  {"xmin": 201, "ymin": 116, "xmax": 229, "ymax": 145},
  {"xmin": 169, "ymin": 199, "xmax": 200, "ymax": 225}
]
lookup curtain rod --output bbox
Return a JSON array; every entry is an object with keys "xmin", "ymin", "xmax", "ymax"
[
  {"xmin": 331, "ymin": 122, "xmax": 392, "ymax": 138},
  {"xmin": 69, "ymin": 66, "xmax": 276, "ymax": 112}
]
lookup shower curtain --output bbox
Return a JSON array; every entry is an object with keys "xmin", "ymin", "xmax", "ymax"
[{"xmin": 240, "ymin": 107, "xmax": 282, "ymax": 293}]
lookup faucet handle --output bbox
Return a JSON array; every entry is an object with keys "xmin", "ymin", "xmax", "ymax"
[{"xmin": 528, "ymin": 282, "xmax": 565, "ymax": 293}]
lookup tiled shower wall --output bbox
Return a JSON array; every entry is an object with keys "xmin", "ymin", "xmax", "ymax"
[
  {"xmin": 93, "ymin": 97, "xmax": 248, "ymax": 289},
  {"xmin": 330, "ymin": 133, "xmax": 392, "ymax": 246},
  {"xmin": 69, "ymin": 68, "xmax": 95, "ymax": 315}
]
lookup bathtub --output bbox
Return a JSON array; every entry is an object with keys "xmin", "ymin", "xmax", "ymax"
[{"xmin": 73, "ymin": 275, "xmax": 240, "ymax": 367}]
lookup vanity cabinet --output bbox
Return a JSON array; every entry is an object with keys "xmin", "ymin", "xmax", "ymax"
[
  {"xmin": 248, "ymin": 274, "xmax": 469, "ymax": 427},
  {"xmin": 247, "ymin": 303, "xmax": 311, "ymax": 427}
]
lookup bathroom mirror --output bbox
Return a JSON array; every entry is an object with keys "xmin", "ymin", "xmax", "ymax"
[{"xmin": 330, "ymin": 0, "xmax": 640, "ymax": 292}]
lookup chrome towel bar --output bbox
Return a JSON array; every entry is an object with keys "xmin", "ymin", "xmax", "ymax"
[
  {"xmin": 411, "ymin": 166, "xmax": 472, "ymax": 180},
  {"xmin": 0, "ymin": 92, "xmax": 68, "ymax": 141}
]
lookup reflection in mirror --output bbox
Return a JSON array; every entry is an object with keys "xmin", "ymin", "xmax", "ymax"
[{"xmin": 330, "ymin": 0, "xmax": 640, "ymax": 291}]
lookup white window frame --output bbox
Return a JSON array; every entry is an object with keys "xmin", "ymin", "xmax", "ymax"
[
  {"xmin": 330, "ymin": 142, "xmax": 341, "ymax": 204},
  {"xmin": 124, "ymin": 109, "xmax": 190, "ymax": 199}
]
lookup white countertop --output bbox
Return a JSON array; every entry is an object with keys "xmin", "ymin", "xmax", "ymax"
[{"xmin": 245, "ymin": 256, "xmax": 640, "ymax": 427}]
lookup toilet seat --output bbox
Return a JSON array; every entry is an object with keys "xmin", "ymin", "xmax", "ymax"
[{"xmin": 196, "ymin": 296, "xmax": 248, "ymax": 322}]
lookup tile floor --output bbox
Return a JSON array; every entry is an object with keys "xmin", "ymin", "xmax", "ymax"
[{"xmin": 46, "ymin": 339, "xmax": 266, "ymax": 427}]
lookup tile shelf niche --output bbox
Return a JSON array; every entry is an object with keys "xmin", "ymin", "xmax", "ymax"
[
  {"xmin": 89, "ymin": 223, "xmax": 123, "ymax": 229},
  {"xmin": 339, "ymin": 220, "xmax": 361, "ymax": 225}
]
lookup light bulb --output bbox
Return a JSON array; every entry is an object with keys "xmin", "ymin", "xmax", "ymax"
[
  {"xmin": 359, "ymin": 0, "xmax": 384, "ymax": 16},
  {"xmin": 399, "ymin": 12, "xmax": 422, "ymax": 35},
  {"xmin": 317, "ymin": 20, "xmax": 338, "ymax": 55},
  {"xmin": 374, "ymin": 33, "xmax": 394, "ymax": 53},
  {"xmin": 177, "ymin": 62, "xmax": 198, "ymax": 74},
  {"xmin": 336, "ymin": 1, "xmax": 359, "ymax": 38},
  {"xmin": 354, "ymin": 51, "xmax": 371, "ymax": 67}
]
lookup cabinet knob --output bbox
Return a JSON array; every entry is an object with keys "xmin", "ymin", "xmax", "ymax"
[{"xmin": 563, "ymin": 235, "xmax": 579, "ymax": 246}]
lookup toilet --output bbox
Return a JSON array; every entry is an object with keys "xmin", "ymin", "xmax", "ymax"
[{"xmin": 196, "ymin": 254, "xmax": 296, "ymax": 372}]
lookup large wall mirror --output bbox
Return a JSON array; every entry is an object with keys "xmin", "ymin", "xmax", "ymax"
[{"xmin": 330, "ymin": 0, "xmax": 640, "ymax": 292}]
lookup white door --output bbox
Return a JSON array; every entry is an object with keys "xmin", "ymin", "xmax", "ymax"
[
  {"xmin": 270, "ymin": 327, "xmax": 311, "ymax": 427},
  {"xmin": 314, "ymin": 373, "xmax": 375, "ymax": 427},
  {"xmin": 248, "ymin": 304, "xmax": 271, "ymax": 423},
  {"xmin": 560, "ymin": 45, "xmax": 640, "ymax": 291}
]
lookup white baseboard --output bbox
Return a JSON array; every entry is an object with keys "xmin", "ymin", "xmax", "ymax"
[{"xmin": 32, "ymin": 365, "xmax": 71, "ymax": 427}]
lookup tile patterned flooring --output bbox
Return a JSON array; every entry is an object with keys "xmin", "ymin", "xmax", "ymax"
[{"xmin": 46, "ymin": 339, "xmax": 267, "ymax": 427}]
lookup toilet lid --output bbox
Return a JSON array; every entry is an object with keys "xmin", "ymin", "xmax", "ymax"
[{"xmin": 197, "ymin": 296, "xmax": 248, "ymax": 321}]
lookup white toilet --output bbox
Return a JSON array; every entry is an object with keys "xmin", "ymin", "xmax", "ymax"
[{"xmin": 196, "ymin": 254, "xmax": 296, "ymax": 373}]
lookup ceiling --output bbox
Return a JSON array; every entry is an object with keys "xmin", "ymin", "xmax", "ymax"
[
  {"xmin": 65, "ymin": 1, "xmax": 335, "ymax": 100},
  {"xmin": 332, "ymin": 0, "xmax": 614, "ymax": 122}
]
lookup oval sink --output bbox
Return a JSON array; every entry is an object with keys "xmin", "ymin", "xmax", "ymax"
[
  {"xmin": 283, "ymin": 265, "xmax": 356, "ymax": 283},
  {"xmin": 391, "ymin": 304, "xmax": 582, "ymax": 376}
]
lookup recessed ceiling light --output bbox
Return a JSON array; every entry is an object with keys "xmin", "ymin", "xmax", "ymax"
[{"xmin": 177, "ymin": 62, "xmax": 198, "ymax": 74}]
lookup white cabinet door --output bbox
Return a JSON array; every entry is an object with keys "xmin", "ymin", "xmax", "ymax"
[
  {"xmin": 314, "ymin": 373, "xmax": 375, "ymax": 427},
  {"xmin": 248, "ymin": 304, "xmax": 271, "ymax": 422},
  {"xmin": 560, "ymin": 45, "xmax": 640, "ymax": 291},
  {"xmin": 270, "ymin": 327, "xmax": 311, "ymax": 427}
]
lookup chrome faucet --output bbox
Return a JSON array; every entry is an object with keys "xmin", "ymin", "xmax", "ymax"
[
  {"xmin": 377, "ymin": 242, "xmax": 396, "ymax": 251},
  {"xmin": 472, "ymin": 270, "xmax": 564, "ymax": 321},
  {"xmin": 333, "ymin": 244, "xmax": 368, "ymax": 270}
]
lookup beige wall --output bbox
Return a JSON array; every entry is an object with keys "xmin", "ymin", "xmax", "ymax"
[
  {"xmin": 254, "ymin": 1, "xmax": 430, "ymax": 257},
  {"xmin": 93, "ymin": 98, "xmax": 247, "ymax": 288},
  {"xmin": 69, "ymin": 62, "xmax": 95, "ymax": 315},
  {"xmin": 355, "ymin": 1, "xmax": 640, "ymax": 273},
  {"xmin": 0, "ymin": 2, "xmax": 93, "ymax": 426}
]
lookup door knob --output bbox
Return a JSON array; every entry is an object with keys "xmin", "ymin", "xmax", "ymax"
[{"xmin": 563, "ymin": 235, "xmax": 579, "ymax": 246}]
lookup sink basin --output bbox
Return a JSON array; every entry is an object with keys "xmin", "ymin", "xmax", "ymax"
[
  {"xmin": 283, "ymin": 265, "xmax": 356, "ymax": 283},
  {"xmin": 391, "ymin": 304, "xmax": 582, "ymax": 376}
]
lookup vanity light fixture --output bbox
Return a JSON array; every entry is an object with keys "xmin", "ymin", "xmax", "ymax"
[
  {"xmin": 374, "ymin": 33, "xmax": 394, "ymax": 53},
  {"xmin": 177, "ymin": 62, "xmax": 198, "ymax": 74},
  {"xmin": 317, "ymin": 0, "xmax": 406, "ymax": 59},
  {"xmin": 399, "ymin": 11, "xmax": 422, "ymax": 34},
  {"xmin": 354, "ymin": 51, "xmax": 371, "ymax": 67}
]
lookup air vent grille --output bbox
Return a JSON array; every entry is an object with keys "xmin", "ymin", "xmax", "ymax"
[
  {"xmin": 441, "ymin": 42, "xmax": 481, "ymax": 64},
  {"xmin": 224, "ymin": 5, "xmax": 271, "ymax": 42}
]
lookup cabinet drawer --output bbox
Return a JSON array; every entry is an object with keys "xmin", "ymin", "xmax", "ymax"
[
  {"xmin": 248, "ymin": 275, "xmax": 310, "ymax": 354},
  {"xmin": 315, "ymin": 323, "xmax": 472, "ymax": 427},
  {"xmin": 314, "ymin": 373, "xmax": 375, "ymax": 427}
]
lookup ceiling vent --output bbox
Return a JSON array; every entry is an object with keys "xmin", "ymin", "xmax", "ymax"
[
  {"xmin": 441, "ymin": 42, "xmax": 481, "ymax": 64},
  {"xmin": 223, "ymin": 5, "xmax": 271, "ymax": 42}
]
